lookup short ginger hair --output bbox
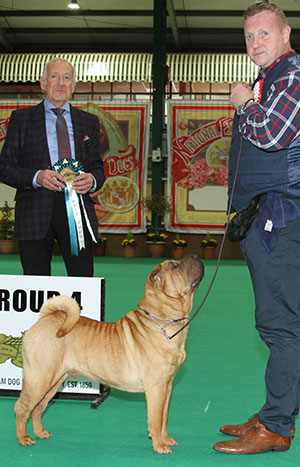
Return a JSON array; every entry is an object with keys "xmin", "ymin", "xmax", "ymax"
[{"xmin": 244, "ymin": 1, "xmax": 288, "ymax": 29}]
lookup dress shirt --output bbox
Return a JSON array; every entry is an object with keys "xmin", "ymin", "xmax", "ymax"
[
  {"xmin": 44, "ymin": 98, "xmax": 75, "ymax": 164},
  {"xmin": 33, "ymin": 98, "xmax": 96, "ymax": 191},
  {"xmin": 33, "ymin": 98, "xmax": 74, "ymax": 187}
]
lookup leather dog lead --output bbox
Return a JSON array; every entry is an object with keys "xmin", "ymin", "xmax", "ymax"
[{"xmin": 168, "ymin": 137, "xmax": 244, "ymax": 341}]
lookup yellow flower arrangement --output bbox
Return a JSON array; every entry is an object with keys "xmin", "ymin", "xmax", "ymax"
[
  {"xmin": 146, "ymin": 232, "xmax": 168, "ymax": 243},
  {"xmin": 201, "ymin": 233, "xmax": 217, "ymax": 247},
  {"xmin": 98, "ymin": 232, "xmax": 107, "ymax": 245},
  {"xmin": 172, "ymin": 233, "xmax": 187, "ymax": 248},
  {"xmin": 121, "ymin": 232, "xmax": 136, "ymax": 247}
]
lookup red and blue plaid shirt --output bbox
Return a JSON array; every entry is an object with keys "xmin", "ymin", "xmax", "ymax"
[{"xmin": 239, "ymin": 51, "xmax": 300, "ymax": 151}]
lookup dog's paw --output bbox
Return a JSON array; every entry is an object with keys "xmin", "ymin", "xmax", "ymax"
[
  {"xmin": 162, "ymin": 435, "xmax": 178, "ymax": 446},
  {"xmin": 17, "ymin": 435, "xmax": 36, "ymax": 446},
  {"xmin": 35, "ymin": 429, "xmax": 52, "ymax": 439},
  {"xmin": 152, "ymin": 441, "xmax": 173, "ymax": 454}
]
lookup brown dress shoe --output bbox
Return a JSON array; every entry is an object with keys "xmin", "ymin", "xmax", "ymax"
[
  {"xmin": 214, "ymin": 421, "xmax": 291, "ymax": 454},
  {"xmin": 220, "ymin": 413, "xmax": 295, "ymax": 439},
  {"xmin": 220, "ymin": 413, "xmax": 259, "ymax": 437}
]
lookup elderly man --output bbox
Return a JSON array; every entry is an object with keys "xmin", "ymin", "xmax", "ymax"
[
  {"xmin": 214, "ymin": 0, "xmax": 300, "ymax": 455},
  {"xmin": 0, "ymin": 58, "xmax": 105, "ymax": 276}
]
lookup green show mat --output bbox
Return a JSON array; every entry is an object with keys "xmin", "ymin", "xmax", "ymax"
[{"xmin": 1, "ymin": 255, "xmax": 299, "ymax": 466}]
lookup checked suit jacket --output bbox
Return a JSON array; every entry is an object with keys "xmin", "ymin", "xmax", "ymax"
[{"xmin": 0, "ymin": 101, "xmax": 106, "ymax": 241}]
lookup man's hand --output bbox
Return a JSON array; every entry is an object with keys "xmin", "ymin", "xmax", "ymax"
[
  {"xmin": 73, "ymin": 173, "xmax": 94, "ymax": 194},
  {"xmin": 231, "ymin": 82, "xmax": 254, "ymax": 109},
  {"xmin": 37, "ymin": 169, "xmax": 64, "ymax": 191}
]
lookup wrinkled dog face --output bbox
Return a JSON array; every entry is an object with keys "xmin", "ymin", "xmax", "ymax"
[{"xmin": 146, "ymin": 255, "xmax": 204, "ymax": 311}]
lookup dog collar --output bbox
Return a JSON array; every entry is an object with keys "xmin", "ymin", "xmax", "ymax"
[{"xmin": 141, "ymin": 308, "xmax": 189, "ymax": 342}]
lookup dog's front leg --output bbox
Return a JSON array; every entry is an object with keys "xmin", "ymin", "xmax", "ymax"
[
  {"xmin": 161, "ymin": 380, "xmax": 177, "ymax": 447},
  {"xmin": 145, "ymin": 385, "xmax": 173, "ymax": 454}
]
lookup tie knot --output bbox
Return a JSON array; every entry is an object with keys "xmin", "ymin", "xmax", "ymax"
[{"xmin": 52, "ymin": 108, "xmax": 65, "ymax": 116}]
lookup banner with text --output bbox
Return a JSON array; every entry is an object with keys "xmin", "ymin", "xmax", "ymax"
[
  {"xmin": 166, "ymin": 100, "xmax": 235, "ymax": 232},
  {"xmin": 0, "ymin": 275, "xmax": 104, "ymax": 396},
  {"xmin": 0, "ymin": 100, "xmax": 150, "ymax": 233}
]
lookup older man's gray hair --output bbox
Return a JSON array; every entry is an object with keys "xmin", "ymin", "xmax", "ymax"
[{"xmin": 42, "ymin": 58, "xmax": 76, "ymax": 85}]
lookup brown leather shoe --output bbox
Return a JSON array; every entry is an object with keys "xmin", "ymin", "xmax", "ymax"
[
  {"xmin": 220, "ymin": 413, "xmax": 295, "ymax": 439},
  {"xmin": 214, "ymin": 421, "xmax": 291, "ymax": 454},
  {"xmin": 220, "ymin": 413, "xmax": 259, "ymax": 437}
]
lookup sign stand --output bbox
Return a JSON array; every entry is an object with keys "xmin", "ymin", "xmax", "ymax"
[{"xmin": 91, "ymin": 384, "xmax": 110, "ymax": 409}]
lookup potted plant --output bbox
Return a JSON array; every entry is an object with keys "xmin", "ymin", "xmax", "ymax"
[
  {"xmin": 0, "ymin": 201, "xmax": 15, "ymax": 254},
  {"xmin": 94, "ymin": 231, "xmax": 107, "ymax": 256},
  {"xmin": 201, "ymin": 233, "xmax": 217, "ymax": 259},
  {"xmin": 172, "ymin": 233, "xmax": 187, "ymax": 259},
  {"xmin": 121, "ymin": 232, "xmax": 136, "ymax": 258},
  {"xmin": 146, "ymin": 232, "xmax": 168, "ymax": 258},
  {"xmin": 143, "ymin": 193, "xmax": 171, "ymax": 258}
]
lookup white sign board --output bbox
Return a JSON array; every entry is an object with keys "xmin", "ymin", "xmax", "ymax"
[{"xmin": 0, "ymin": 275, "xmax": 105, "ymax": 396}]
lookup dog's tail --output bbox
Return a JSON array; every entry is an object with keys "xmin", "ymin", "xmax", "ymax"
[{"xmin": 39, "ymin": 295, "xmax": 81, "ymax": 338}]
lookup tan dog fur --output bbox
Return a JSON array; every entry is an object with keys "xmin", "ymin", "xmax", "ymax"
[{"xmin": 15, "ymin": 255, "xmax": 204, "ymax": 454}]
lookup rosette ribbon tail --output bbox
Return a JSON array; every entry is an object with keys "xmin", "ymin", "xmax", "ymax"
[
  {"xmin": 64, "ymin": 183, "xmax": 85, "ymax": 257},
  {"xmin": 79, "ymin": 195, "xmax": 97, "ymax": 244}
]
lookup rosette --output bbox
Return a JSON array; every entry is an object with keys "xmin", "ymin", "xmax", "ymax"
[{"xmin": 52, "ymin": 158, "xmax": 96, "ymax": 256}]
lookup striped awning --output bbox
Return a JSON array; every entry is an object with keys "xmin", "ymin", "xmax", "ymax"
[
  {"xmin": 167, "ymin": 53, "xmax": 259, "ymax": 83},
  {"xmin": 0, "ymin": 53, "xmax": 153, "ymax": 83},
  {"xmin": 0, "ymin": 53, "xmax": 258, "ymax": 83}
]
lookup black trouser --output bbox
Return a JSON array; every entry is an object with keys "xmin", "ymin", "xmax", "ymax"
[{"xmin": 19, "ymin": 191, "xmax": 94, "ymax": 277}]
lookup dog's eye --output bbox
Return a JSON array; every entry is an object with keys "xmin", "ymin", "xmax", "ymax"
[{"xmin": 172, "ymin": 262, "xmax": 180, "ymax": 270}]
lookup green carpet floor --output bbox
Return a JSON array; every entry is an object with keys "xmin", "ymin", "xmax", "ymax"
[{"xmin": 1, "ymin": 255, "xmax": 299, "ymax": 466}]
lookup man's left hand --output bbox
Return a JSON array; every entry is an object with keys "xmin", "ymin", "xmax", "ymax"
[{"xmin": 73, "ymin": 173, "xmax": 94, "ymax": 194}]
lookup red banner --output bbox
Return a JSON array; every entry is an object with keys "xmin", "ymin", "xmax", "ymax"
[{"xmin": 166, "ymin": 101, "xmax": 235, "ymax": 232}]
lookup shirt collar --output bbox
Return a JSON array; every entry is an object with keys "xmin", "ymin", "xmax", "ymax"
[
  {"xmin": 260, "ymin": 50, "xmax": 295, "ymax": 79},
  {"xmin": 44, "ymin": 98, "xmax": 70, "ymax": 113}
]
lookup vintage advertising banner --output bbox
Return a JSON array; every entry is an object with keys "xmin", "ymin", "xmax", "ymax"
[
  {"xmin": 0, "ymin": 100, "xmax": 150, "ymax": 233},
  {"xmin": 166, "ymin": 100, "xmax": 235, "ymax": 233}
]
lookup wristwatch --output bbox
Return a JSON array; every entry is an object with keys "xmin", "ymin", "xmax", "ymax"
[{"xmin": 236, "ymin": 98, "xmax": 255, "ymax": 116}]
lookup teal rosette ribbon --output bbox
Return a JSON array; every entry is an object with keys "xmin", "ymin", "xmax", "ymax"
[{"xmin": 52, "ymin": 158, "xmax": 85, "ymax": 257}]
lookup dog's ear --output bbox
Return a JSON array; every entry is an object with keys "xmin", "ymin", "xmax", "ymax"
[{"xmin": 149, "ymin": 263, "xmax": 162, "ymax": 284}]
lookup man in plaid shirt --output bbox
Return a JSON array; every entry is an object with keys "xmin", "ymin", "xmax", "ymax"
[{"xmin": 214, "ymin": 1, "xmax": 300, "ymax": 455}]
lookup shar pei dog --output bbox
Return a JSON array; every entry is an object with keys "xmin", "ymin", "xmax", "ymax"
[{"xmin": 15, "ymin": 255, "xmax": 204, "ymax": 454}]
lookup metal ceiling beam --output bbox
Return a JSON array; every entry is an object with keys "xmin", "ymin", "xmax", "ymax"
[
  {"xmin": 167, "ymin": 0, "xmax": 181, "ymax": 51},
  {"xmin": 0, "ymin": 27, "xmax": 13, "ymax": 51},
  {"xmin": 5, "ymin": 26, "xmax": 300, "ymax": 35},
  {"xmin": 0, "ymin": 27, "xmax": 245, "ymax": 35},
  {"xmin": 0, "ymin": 10, "xmax": 152, "ymax": 17},
  {"xmin": 1, "ymin": 9, "xmax": 300, "ymax": 17},
  {"xmin": 4, "ymin": 27, "xmax": 154, "ymax": 34}
]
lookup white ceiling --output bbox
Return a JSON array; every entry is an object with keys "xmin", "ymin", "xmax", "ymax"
[{"xmin": 0, "ymin": 0, "xmax": 300, "ymax": 54}]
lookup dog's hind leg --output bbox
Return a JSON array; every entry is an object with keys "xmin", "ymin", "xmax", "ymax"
[
  {"xmin": 161, "ymin": 380, "xmax": 178, "ymax": 447},
  {"xmin": 15, "ymin": 380, "xmax": 51, "ymax": 446},
  {"xmin": 15, "ymin": 391, "xmax": 36, "ymax": 446},
  {"xmin": 145, "ymin": 385, "xmax": 173, "ymax": 454},
  {"xmin": 31, "ymin": 374, "xmax": 68, "ymax": 440},
  {"xmin": 15, "ymin": 371, "xmax": 66, "ymax": 446}
]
